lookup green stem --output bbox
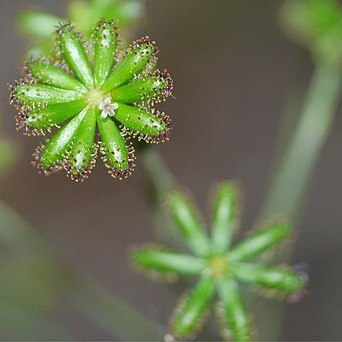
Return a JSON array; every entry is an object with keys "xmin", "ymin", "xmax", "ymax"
[
  {"xmin": 141, "ymin": 147, "xmax": 201, "ymax": 253},
  {"xmin": 0, "ymin": 199, "xmax": 52, "ymax": 255},
  {"xmin": 260, "ymin": 64, "xmax": 342, "ymax": 222},
  {"xmin": 69, "ymin": 276, "xmax": 164, "ymax": 340},
  {"xmin": 141, "ymin": 147, "xmax": 184, "ymax": 247},
  {"xmin": 255, "ymin": 64, "xmax": 342, "ymax": 340},
  {"xmin": 141, "ymin": 146, "xmax": 176, "ymax": 201},
  {"xmin": 0, "ymin": 199, "xmax": 163, "ymax": 340}
]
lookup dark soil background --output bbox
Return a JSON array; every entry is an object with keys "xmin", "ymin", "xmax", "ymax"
[{"xmin": 0, "ymin": 0, "xmax": 341, "ymax": 340}]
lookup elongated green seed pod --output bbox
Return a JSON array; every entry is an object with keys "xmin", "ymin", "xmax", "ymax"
[
  {"xmin": 103, "ymin": 38, "xmax": 157, "ymax": 92},
  {"xmin": 232, "ymin": 263, "xmax": 305, "ymax": 292},
  {"xmin": 39, "ymin": 107, "xmax": 88, "ymax": 169},
  {"xmin": 211, "ymin": 182, "xmax": 238, "ymax": 253},
  {"xmin": 172, "ymin": 277, "xmax": 216, "ymax": 338},
  {"xmin": 57, "ymin": 24, "xmax": 94, "ymax": 88},
  {"xmin": 167, "ymin": 192, "xmax": 210, "ymax": 256},
  {"xmin": 93, "ymin": 19, "xmax": 118, "ymax": 86},
  {"xmin": 22, "ymin": 100, "xmax": 86, "ymax": 131},
  {"xmin": 229, "ymin": 223, "xmax": 291, "ymax": 261},
  {"xmin": 112, "ymin": 76, "xmax": 168, "ymax": 104},
  {"xmin": 97, "ymin": 115, "xmax": 134, "ymax": 179},
  {"xmin": 132, "ymin": 248, "xmax": 206, "ymax": 276},
  {"xmin": 66, "ymin": 108, "xmax": 97, "ymax": 181},
  {"xmin": 115, "ymin": 103, "xmax": 170, "ymax": 142},
  {"xmin": 27, "ymin": 61, "xmax": 87, "ymax": 92},
  {"xmin": 13, "ymin": 84, "xmax": 83, "ymax": 107},
  {"xmin": 217, "ymin": 277, "xmax": 251, "ymax": 342}
]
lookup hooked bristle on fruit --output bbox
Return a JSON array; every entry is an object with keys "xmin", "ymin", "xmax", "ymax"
[
  {"xmin": 64, "ymin": 149, "xmax": 98, "ymax": 182},
  {"xmin": 31, "ymin": 142, "xmax": 64, "ymax": 175},
  {"xmin": 119, "ymin": 109, "xmax": 172, "ymax": 144},
  {"xmin": 99, "ymin": 139, "xmax": 136, "ymax": 180},
  {"xmin": 10, "ymin": 19, "xmax": 174, "ymax": 182}
]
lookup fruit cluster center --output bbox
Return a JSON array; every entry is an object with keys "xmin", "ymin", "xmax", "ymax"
[
  {"xmin": 209, "ymin": 255, "xmax": 230, "ymax": 278},
  {"xmin": 87, "ymin": 88, "xmax": 106, "ymax": 108}
]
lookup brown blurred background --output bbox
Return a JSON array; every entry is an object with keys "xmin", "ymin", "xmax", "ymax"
[{"xmin": 0, "ymin": 0, "xmax": 341, "ymax": 340}]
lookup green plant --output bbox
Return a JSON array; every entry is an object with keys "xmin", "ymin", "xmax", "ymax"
[
  {"xmin": 2, "ymin": 0, "xmax": 341, "ymax": 340},
  {"xmin": 132, "ymin": 182, "xmax": 306, "ymax": 341},
  {"xmin": 10, "ymin": 19, "xmax": 172, "ymax": 181},
  {"xmin": 281, "ymin": 0, "xmax": 342, "ymax": 69}
]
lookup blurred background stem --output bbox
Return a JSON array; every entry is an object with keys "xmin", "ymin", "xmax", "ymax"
[
  {"xmin": 260, "ymin": 64, "xmax": 342, "ymax": 222},
  {"xmin": 0, "ymin": 199, "xmax": 163, "ymax": 340},
  {"xmin": 255, "ymin": 64, "xmax": 342, "ymax": 340},
  {"xmin": 141, "ymin": 147, "xmax": 184, "ymax": 248},
  {"xmin": 141, "ymin": 147, "xmax": 176, "ymax": 202},
  {"xmin": 67, "ymin": 275, "xmax": 164, "ymax": 340}
]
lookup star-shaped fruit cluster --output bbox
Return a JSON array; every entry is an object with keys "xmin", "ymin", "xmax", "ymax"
[
  {"xmin": 132, "ymin": 182, "xmax": 307, "ymax": 341},
  {"xmin": 10, "ymin": 19, "xmax": 173, "ymax": 181}
]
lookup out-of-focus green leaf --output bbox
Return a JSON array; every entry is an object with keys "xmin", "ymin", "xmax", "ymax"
[
  {"xmin": 211, "ymin": 182, "xmax": 238, "ymax": 253},
  {"xmin": 18, "ymin": 11, "xmax": 64, "ymax": 38},
  {"xmin": 229, "ymin": 223, "xmax": 291, "ymax": 261},
  {"xmin": 217, "ymin": 277, "xmax": 250, "ymax": 342},
  {"xmin": 0, "ymin": 257, "xmax": 59, "ymax": 313},
  {"xmin": 281, "ymin": 0, "xmax": 342, "ymax": 68},
  {"xmin": 0, "ymin": 256, "xmax": 71, "ymax": 340},
  {"xmin": 132, "ymin": 247, "xmax": 206, "ymax": 276},
  {"xmin": 232, "ymin": 263, "xmax": 306, "ymax": 292},
  {"xmin": 18, "ymin": 0, "xmax": 145, "ymax": 58},
  {"xmin": 167, "ymin": 191, "xmax": 210, "ymax": 256},
  {"xmin": 172, "ymin": 277, "xmax": 216, "ymax": 338}
]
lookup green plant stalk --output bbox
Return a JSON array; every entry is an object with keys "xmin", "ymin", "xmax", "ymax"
[
  {"xmin": 141, "ymin": 148, "xmax": 203, "ymax": 257},
  {"xmin": 0, "ymin": 199, "xmax": 163, "ymax": 340},
  {"xmin": 66, "ymin": 275, "xmax": 164, "ymax": 340},
  {"xmin": 255, "ymin": 64, "xmax": 342, "ymax": 340},
  {"xmin": 141, "ymin": 146, "xmax": 176, "ymax": 201},
  {"xmin": 141, "ymin": 147, "xmax": 185, "ymax": 248},
  {"xmin": 142, "ymin": 66, "xmax": 342, "ymax": 229},
  {"xmin": 260, "ymin": 64, "xmax": 342, "ymax": 222}
]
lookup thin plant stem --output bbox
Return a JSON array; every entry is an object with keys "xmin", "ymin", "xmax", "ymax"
[
  {"xmin": 141, "ymin": 146, "xmax": 176, "ymax": 201},
  {"xmin": 68, "ymin": 275, "xmax": 164, "ymax": 340},
  {"xmin": 0, "ymin": 199, "xmax": 164, "ymax": 340},
  {"xmin": 259, "ymin": 64, "xmax": 342, "ymax": 222},
  {"xmin": 141, "ymin": 147, "xmax": 185, "ymax": 248},
  {"xmin": 255, "ymin": 64, "xmax": 342, "ymax": 340},
  {"xmin": 141, "ymin": 147, "xmax": 199, "ymax": 253}
]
